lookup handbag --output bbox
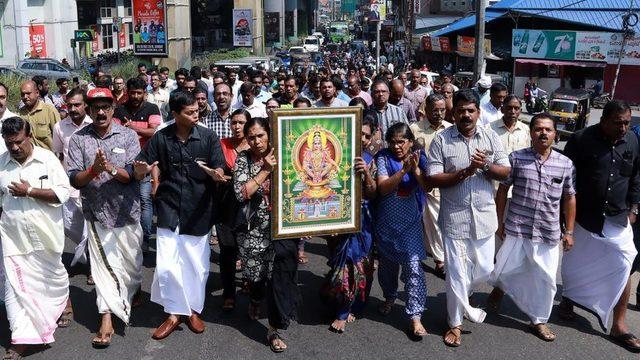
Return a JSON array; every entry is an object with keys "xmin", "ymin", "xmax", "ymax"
[{"xmin": 233, "ymin": 197, "xmax": 256, "ymax": 233}]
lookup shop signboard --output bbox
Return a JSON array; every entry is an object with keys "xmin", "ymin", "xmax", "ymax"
[
  {"xmin": 574, "ymin": 31, "xmax": 609, "ymax": 62},
  {"xmin": 456, "ymin": 35, "xmax": 490, "ymax": 57},
  {"xmin": 29, "ymin": 24, "xmax": 47, "ymax": 58},
  {"xmin": 422, "ymin": 35, "xmax": 451, "ymax": 52},
  {"xmin": 233, "ymin": 9, "xmax": 253, "ymax": 47},
  {"xmin": 369, "ymin": 0, "xmax": 386, "ymax": 22},
  {"xmin": 132, "ymin": 0, "xmax": 168, "ymax": 56},
  {"xmin": 608, "ymin": 33, "xmax": 640, "ymax": 66}
]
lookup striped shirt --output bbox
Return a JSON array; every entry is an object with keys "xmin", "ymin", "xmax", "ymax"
[
  {"xmin": 203, "ymin": 110, "xmax": 233, "ymax": 139},
  {"xmin": 503, "ymin": 148, "xmax": 576, "ymax": 245},
  {"xmin": 391, "ymin": 97, "xmax": 417, "ymax": 123},
  {"xmin": 369, "ymin": 103, "xmax": 409, "ymax": 140},
  {"xmin": 427, "ymin": 125, "xmax": 510, "ymax": 240}
]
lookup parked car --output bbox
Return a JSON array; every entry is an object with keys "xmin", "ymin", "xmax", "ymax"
[
  {"xmin": 289, "ymin": 46, "xmax": 307, "ymax": 55},
  {"xmin": 214, "ymin": 56, "xmax": 283, "ymax": 73},
  {"xmin": 311, "ymin": 32, "xmax": 325, "ymax": 45},
  {"xmin": 16, "ymin": 58, "xmax": 79, "ymax": 80},
  {"xmin": 0, "ymin": 66, "xmax": 28, "ymax": 78},
  {"xmin": 303, "ymin": 36, "xmax": 320, "ymax": 52}
]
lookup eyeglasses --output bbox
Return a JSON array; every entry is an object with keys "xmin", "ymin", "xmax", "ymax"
[{"xmin": 91, "ymin": 103, "xmax": 113, "ymax": 112}]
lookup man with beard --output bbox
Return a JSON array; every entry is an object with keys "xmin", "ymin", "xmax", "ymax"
[
  {"xmin": 560, "ymin": 100, "xmax": 640, "ymax": 352},
  {"xmin": 488, "ymin": 114, "xmax": 576, "ymax": 342},
  {"xmin": 410, "ymin": 94, "xmax": 451, "ymax": 277},
  {"xmin": 19, "ymin": 80, "xmax": 60, "ymax": 151},
  {"xmin": 52, "ymin": 77, "xmax": 70, "ymax": 111},
  {"xmin": 31, "ymin": 75, "xmax": 55, "ymax": 107},
  {"xmin": 233, "ymin": 82, "xmax": 267, "ymax": 117},
  {"xmin": 113, "ymin": 78, "xmax": 161, "ymax": 251},
  {"xmin": 67, "ymin": 88, "xmax": 142, "ymax": 348},
  {"xmin": 204, "ymin": 83, "xmax": 233, "ymax": 139},
  {"xmin": 52, "ymin": 88, "xmax": 93, "ymax": 271},
  {"xmin": 275, "ymin": 76, "xmax": 300, "ymax": 109},
  {"xmin": 389, "ymin": 79, "xmax": 417, "ymax": 123},
  {"xmin": 345, "ymin": 75, "xmax": 372, "ymax": 106},
  {"xmin": 159, "ymin": 67, "xmax": 176, "ymax": 91},
  {"xmin": 301, "ymin": 75, "xmax": 321, "ymax": 103},
  {"xmin": 173, "ymin": 68, "xmax": 189, "ymax": 92},
  {"xmin": 134, "ymin": 91, "xmax": 226, "ymax": 340},
  {"xmin": 404, "ymin": 70, "xmax": 428, "ymax": 112},
  {"xmin": 0, "ymin": 83, "xmax": 17, "ymax": 152},
  {"xmin": 480, "ymin": 83, "xmax": 508, "ymax": 127},
  {"xmin": 427, "ymin": 89, "xmax": 510, "ymax": 347},
  {"xmin": 0, "ymin": 116, "xmax": 71, "ymax": 359},
  {"xmin": 112, "ymin": 76, "xmax": 128, "ymax": 106},
  {"xmin": 148, "ymin": 73, "xmax": 170, "ymax": 121},
  {"xmin": 249, "ymin": 73, "xmax": 272, "ymax": 104},
  {"xmin": 315, "ymin": 78, "xmax": 349, "ymax": 108}
]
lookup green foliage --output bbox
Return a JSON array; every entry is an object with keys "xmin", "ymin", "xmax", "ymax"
[
  {"xmin": 0, "ymin": 74, "xmax": 28, "ymax": 112},
  {"xmin": 191, "ymin": 48, "xmax": 251, "ymax": 69}
]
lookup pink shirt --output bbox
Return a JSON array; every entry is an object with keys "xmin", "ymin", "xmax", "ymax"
[
  {"xmin": 355, "ymin": 90, "xmax": 373, "ymax": 106},
  {"xmin": 52, "ymin": 115, "xmax": 92, "ymax": 198}
]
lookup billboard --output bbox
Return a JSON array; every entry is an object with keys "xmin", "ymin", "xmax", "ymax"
[
  {"xmin": 369, "ymin": 0, "xmax": 386, "ymax": 22},
  {"xmin": 233, "ymin": 9, "xmax": 253, "ymax": 47},
  {"xmin": 29, "ymin": 24, "xmax": 47, "ymax": 58},
  {"xmin": 422, "ymin": 35, "xmax": 450, "ymax": 52},
  {"xmin": 132, "ymin": 0, "xmax": 168, "ymax": 56}
]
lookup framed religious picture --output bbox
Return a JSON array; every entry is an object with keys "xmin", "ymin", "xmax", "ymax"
[{"xmin": 271, "ymin": 107, "xmax": 362, "ymax": 239}]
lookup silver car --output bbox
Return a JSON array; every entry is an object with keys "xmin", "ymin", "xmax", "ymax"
[{"xmin": 16, "ymin": 58, "xmax": 79, "ymax": 80}]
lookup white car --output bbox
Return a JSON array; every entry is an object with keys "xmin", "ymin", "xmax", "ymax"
[
  {"xmin": 302, "ymin": 37, "xmax": 320, "ymax": 53},
  {"xmin": 311, "ymin": 32, "xmax": 325, "ymax": 45}
]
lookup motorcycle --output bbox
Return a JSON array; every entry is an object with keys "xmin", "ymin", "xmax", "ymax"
[
  {"xmin": 588, "ymin": 89, "xmax": 611, "ymax": 109},
  {"xmin": 525, "ymin": 88, "xmax": 548, "ymax": 114}
]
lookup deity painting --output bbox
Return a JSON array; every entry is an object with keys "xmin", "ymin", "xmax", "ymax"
[{"xmin": 272, "ymin": 108, "xmax": 362, "ymax": 239}]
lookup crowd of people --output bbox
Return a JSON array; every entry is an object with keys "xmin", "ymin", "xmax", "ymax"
[{"xmin": 0, "ymin": 55, "xmax": 639, "ymax": 359}]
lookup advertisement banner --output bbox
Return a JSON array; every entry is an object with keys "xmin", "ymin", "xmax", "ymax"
[
  {"xmin": 90, "ymin": 25, "xmax": 99, "ymax": 53},
  {"xmin": 608, "ymin": 33, "xmax": 640, "ymax": 66},
  {"xmin": 233, "ymin": 9, "xmax": 253, "ymax": 47},
  {"xmin": 119, "ymin": 24, "xmax": 127, "ymax": 48},
  {"xmin": 264, "ymin": 12, "xmax": 279, "ymax": 44},
  {"xmin": 512, "ymin": 30, "xmax": 576, "ymax": 60},
  {"xmin": 457, "ymin": 35, "xmax": 474, "ymax": 56},
  {"xmin": 574, "ymin": 31, "xmax": 609, "ymax": 61},
  {"xmin": 422, "ymin": 35, "xmax": 451, "ymax": 53},
  {"xmin": 29, "ymin": 24, "xmax": 47, "ymax": 58},
  {"xmin": 132, "ymin": 0, "xmax": 168, "ymax": 56},
  {"xmin": 369, "ymin": 0, "xmax": 386, "ymax": 22}
]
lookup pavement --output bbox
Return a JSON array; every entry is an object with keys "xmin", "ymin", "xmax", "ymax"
[{"xmin": 1, "ymin": 235, "xmax": 639, "ymax": 360}]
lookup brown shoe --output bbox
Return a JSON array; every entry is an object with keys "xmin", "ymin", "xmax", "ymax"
[
  {"xmin": 152, "ymin": 316, "xmax": 182, "ymax": 340},
  {"xmin": 186, "ymin": 313, "xmax": 205, "ymax": 334}
]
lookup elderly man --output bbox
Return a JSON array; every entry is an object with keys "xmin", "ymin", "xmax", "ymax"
[
  {"xmin": 475, "ymin": 76, "xmax": 492, "ymax": 107},
  {"xmin": 489, "ymin": 95, "xmax": 530, "ymax": 156},
  {"xmin": 67, "ymin": 88, "xmax": 142, "ymax": 348},
  {"xmin": 18, "ymin": 81, "xmax": 60, "ymax": 150},
  {"xmin": 204, "ymin": 83, "xmax": 233, "ymax": 139},
  {"xmin": 389, "ymin": 79, "xmax": 417, "ymax": 123},
  {"xmin": 147, "ymin": 73, "xmax": 170, "ymax": 120},
  {"xmin": 405, "ymin": 70, "xmax": 429, "ymax": 111},
  {"xmin": 345, "ymin": 75, "xmax": 373, "ymax": 106},
  {"xmin": 561, "ymin": 100, "xmax": 640, "ymax": 353},
  {"xmin": 315, "ymin": 78, "xmax": 349, "ymax": 108},
  {"xmin": 427, "ymin": 89, "xmax": 510, "ymax": 347},
  {"xmin": 488, "ymin": 114, "xmax": 576, "ymax": 342},
  {"xmin": 410, "ymin": 94, "xmax": 451, "ymax": 277},
  {"xmin": 479, "ymin": 83, "xmax": 508, "ymax": 127},
  {"xmin": 369, "ymin": 80, "xmax": 409, "ymax": 138},
  {"xmin": 0, "ymin": 116, "xmax": 70, "ymax": 359},
  {"xmin": 134, "ymin": 91, "xmax": 226, "ymax": 340},
  {"xmin": 233, "ymin": 82, "xmax": 268, "ymax": 117},
  {"xmin": 52, "ymin": 88, "xmax": 93, "ymax": 269}
]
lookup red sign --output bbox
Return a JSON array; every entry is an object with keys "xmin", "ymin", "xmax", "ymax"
[
  {"xmin": 90, "ymin": 25, "xmax": 99, "ymax": 52},
  {"xmin": 422, "ymin": 35, "xmax": 451, "ymax": 53},
  {"xmin": 439, "ymin": 37, "xmax": 451, "ymax": 52},
  {"xmin": 119, "ymin": 24, "xmax": 126, "ymax": 48},
  {"xmin": 29, "ymin": 24, "xmax": 47, "ymax": 57}
]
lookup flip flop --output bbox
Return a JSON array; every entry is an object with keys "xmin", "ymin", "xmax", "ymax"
[
  {"xmin": 222, "ymin": 298, "xmax": 235, "ymax": 312},
  {"xmin": 91, "ymin": 330, "xmax": 114, "ymax": 348},
  {"xmin": 328, "ymin": 324, "xmax": 345, "ymax": 334},
  {"xmin": 609, "ymin": 332, "xmax": 640, "ymax": 353},
  {"xmin": 57, "ymin": 309, "xmax": 73, "ymax": 328},
  {"xmin": 443, "ymin": 327, "xmax": 462, "ymax": 347},
  {"xmin": 529, "ymin": 323, "xmax": 556, "ymax": 342},
  {"xmin": 378, "ymin": 300, "xmax": 394, "ymax": 316},
  {"xmin": 267, "ymin": 330, "xmax": 286, "ymax": 353}
]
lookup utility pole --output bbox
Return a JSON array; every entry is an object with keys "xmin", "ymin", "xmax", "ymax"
[
  {"xmin": 405, "ymin": 0, "xmax": 415, "ymax": 69},
  {"xmin": 376, "ymin": 20, "xmax": 381, "ymax": 71},
  {"xmin": 473, "ymin": 0, "xmax": 486, "ymax": 82},
  {"xmin": 611, "ymin": 2, "xmax": 637, "ymax": 99}
]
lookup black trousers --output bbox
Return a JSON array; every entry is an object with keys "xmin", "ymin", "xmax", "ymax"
[
  {"xmin": 267, "ymin": 239, "xmax": 302, "ymax": 330},
  {"xmin": 217, "ymin": 224, "xmax": 238, "ymax": 300}
]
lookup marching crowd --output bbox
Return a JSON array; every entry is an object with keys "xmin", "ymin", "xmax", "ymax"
[{"xmin": 0, "ymin": 57, "xmax": 639, "ymax": 359}]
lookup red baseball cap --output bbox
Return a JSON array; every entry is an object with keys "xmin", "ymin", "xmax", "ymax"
[{"xmin": 87, "ymin": 88, "xmax": 114, "ymax": 102}]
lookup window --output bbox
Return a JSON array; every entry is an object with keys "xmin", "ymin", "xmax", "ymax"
[
  {"xmin": 48, "ymin": 64, "xmax": 66, "ymax": 72},
  {"xmin": 127, "ymin": 22, "xmax": 133, "ymax": 45},
  {"xmin": 100, "ymin": 0, "xmax": 115, "ymax": 18},
  {"xmin": 124, "ymin": 0, "xmax": 132, "ymax": 16},
  {"xmin": 101, "ymin": 24, "xmax": 114, "ymax": 49}
]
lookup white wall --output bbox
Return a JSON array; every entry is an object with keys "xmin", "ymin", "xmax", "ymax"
[{"xmin": 0, "ymin": 0, "xmax": 78, "ymax": 66}]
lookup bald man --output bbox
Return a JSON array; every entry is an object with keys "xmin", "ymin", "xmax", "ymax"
[
  {"xmin": 389, "ymin": 80, "xmax": 417, "ymax": 123},
  {"xmin": 18, "ymin": 81, "xmax": 60, "ymax": 150},
  {"xmin": 405, "ymin": 70, "xmax": 429, "ymax": 112}
]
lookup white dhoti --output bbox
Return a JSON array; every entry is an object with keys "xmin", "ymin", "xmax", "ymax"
[
  {"xmin": 87, "ymin": 221, "xmax": 143, "ymax": 324},
  {"xmin": 63, "ymin": 197, "xmax": 88, "ymax": 266},
  {"xmin": 4, "ymin": 250, "xmax": 69, "ymax": 344},
  {"xmin": 0, "ymin": 241, "xmax": 4, "ymax": 302},
  {"xmin": 423, "ymin": 191, "xmax": 444, "ymax": 262},
  {"xmin": 561, "ymin": 219, "xmax": 637, "ymax": 330},
  {"xmin": 444, "ymin": 234, "xmax": 495, "ymax": 328},
  {"xmin": 151, "ymin": 227, "xmax": 210, "ymax": 316},
  {"xmin": 491, "ymin": 234, "xmax": 560, "ymax": 324}
]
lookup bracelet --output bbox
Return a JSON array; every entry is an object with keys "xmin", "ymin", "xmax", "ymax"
[
  {"xmin": 26, "ymin": 186, "xmax": 33, "ymax": 198},
  {"xmin": 88, "ymin": 166, "xmax": 99, "ymax": 178},
  {"xmin": 565, "ymin": 231, "xmax": 573, "ymax": 236},
  {"xmin": 250, "ymin": 178, "xmax": 262, "ymax": 187}
]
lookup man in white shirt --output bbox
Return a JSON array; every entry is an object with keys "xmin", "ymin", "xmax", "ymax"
[
  {"xmin": 488, "ymin": 95, "xmax": 531, "ymax": 156},
  {"xmin": 480, "ymin": 83, "xmax": 508, "ymax": 127},
  {"xmin": 315, "ymin": 78, "xmax": 349, "ymax": 108},
  {"xmin": 159, "ymin": 67, "xmax": 177, "ymax": 92},
  {"xmin": 0, "ymin": 81, "xmax": 13, "ymax": 305},
  {"xmin": 147, "ymin": 73, "xmax": 170, "ymax": 121},
  {"xmin": 0, "ymin": 116, "xmax": 71, "ymax": 359},
  {"xmin": 233, "ymin": 83, "xmax": 267, "ymax": 118},
  {"xmin": 52, "ymin": 88, "xmax": 93, "ymax": 269}
]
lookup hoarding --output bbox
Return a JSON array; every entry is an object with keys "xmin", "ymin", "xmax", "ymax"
[
  {"xmin": 233, "ymin": 9, "xmax": 253, "ymax": 47},
  {"xmin": 29, "ymin": 24, "xmax": 46, "ymax": 58},
  {"xmin": 132, "ymin": 0, "xmax": 168, "ymax": 56}
]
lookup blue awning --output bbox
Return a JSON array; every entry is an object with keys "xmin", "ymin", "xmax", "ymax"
[{"xmin": 432, "ymin": 10, "xmax": 508, "ymax": 37}]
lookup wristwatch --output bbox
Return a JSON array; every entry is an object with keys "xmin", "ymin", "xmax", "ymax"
[
  {"xmin": 632, "ymin": 207, "xmax": 639, "ymax": 215},
  {"xmin": 482, "ymin": 161, "xmax": 491, "ymax": 172},
  {"xmin": 110, "ymin": 166, "xmax": 118, "ymax": 176}
]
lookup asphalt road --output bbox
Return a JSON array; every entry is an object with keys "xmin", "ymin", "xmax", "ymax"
[{"xmin": 1, "ymin": 235, "xmax": 639, "ymax": 360}]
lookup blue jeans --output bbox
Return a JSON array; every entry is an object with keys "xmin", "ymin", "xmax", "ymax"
[{"xmin": 140, "ymin": 176, "xmax": 153, "ymax": 244}]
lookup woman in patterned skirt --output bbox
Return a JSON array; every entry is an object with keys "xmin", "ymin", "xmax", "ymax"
[{"xmin": 374, "ymin": 122, "xmax": 430, "ymax": 337}]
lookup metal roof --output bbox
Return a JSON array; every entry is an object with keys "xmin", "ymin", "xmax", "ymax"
[{"xmin": 432, "ymin": 0, "xmax": 639, "ymax": 37}]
